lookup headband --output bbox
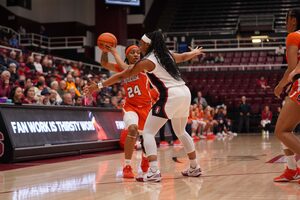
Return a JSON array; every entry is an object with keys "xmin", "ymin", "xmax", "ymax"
[
  {"xmin": 125, "ymin": 45, "xmax": 139, "ymax": 56},
  {"xmin": 141, "ymin": 34, "xmax": 151, "ymax": 44}
]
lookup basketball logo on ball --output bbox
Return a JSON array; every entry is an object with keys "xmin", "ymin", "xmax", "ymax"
[{"xmin": 97, "ymin": 32, "xmax": 117, "ymax": 52}]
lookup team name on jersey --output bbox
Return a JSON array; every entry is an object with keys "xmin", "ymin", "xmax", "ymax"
[{"xmin": 123, "ymin": 75, "xmax": 139, "ymax": 84}]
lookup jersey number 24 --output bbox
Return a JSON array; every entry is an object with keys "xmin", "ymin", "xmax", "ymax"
[{"xmin": 127, "ymin": 85, "xmax": 141, "ymax": 98}]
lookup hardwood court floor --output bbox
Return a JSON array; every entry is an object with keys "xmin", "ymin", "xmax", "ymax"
[{"xmin": 0, "ymin": 135, "xmax": 299, "ymax": 200}]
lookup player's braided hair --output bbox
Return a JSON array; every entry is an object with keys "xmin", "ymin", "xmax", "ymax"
[{"xmin": 144, "ymin": 30, "xmax": 182, "ymax": 81}]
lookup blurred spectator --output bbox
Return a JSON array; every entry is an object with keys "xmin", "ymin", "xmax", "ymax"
[
  {"xmin": 9, "ymin": 86, "xmax": 23, "ymax": 104},
  {"xmin": 7, "ymin": 51, "xmax": 19, "ymax": 68},
  {"xmin": 26, "ymin": 56, "xmax": 36, "ymax": 72},
  {"xmin": 57, "ymin": 80, "xmax": 67, "ymax": 97},
  {"xmin": 195, "ymin": 104, "xmax": 207, "ymax": 139},
  {"xmin": 22, "ymin": 86, "xmax": 37, "ymax": 104},
  {"xmin": 214, "ymin": 106, "xmax": 229, "ymax": 135},
  {"xmin": 18, "ymin": 26, "xmax": 26, "ymax": 34},
  {"xmin": 214, "ymin": 53, "xmax": 224, "ymax": 63},
  {"xmin": 111, "ymin": 85, "xmax": 119, "ymax": 96},
  {"xmin": 34, "ymin": 55, "xmax": 43, "ymax": 74},
  {"xmin": 0, "ymin": 71, "xmax": 12, "ymax": 98},
  {"xmin": 25, "ymin": 78, "xmax": 33, "ymax": 88},
  {"xmin": 38, "ymin": 88, "xmax": 51, "ymax": 105},
  {"xmin": 65, "ymin": 61, "xmax": 72, "ymax": 72},
  {"xmin": 72, "ymin": 62, "xmax": 81, "ymax": 77},
  {"xmin": 115, "ymin": 90, "xmax": 124, "ymax": 102},
  {"xmin": 0, "ymin": 49, "xmax": 8, "ymax": 70},
  {"xmin": 7, "ymin": 63, "xmax": 19, "ymax": 83},
  {"xmin": 193, "ymin": 91, "xmax": 208, "ymax": 108},
  {"xmin": 74, "ymin": 96, "xmax": 83, "ymax": 106},
  {"xmin": 275, "ymin": 45, "xmax": 285, "ymax": 56},
  {"xmin": 189, "ymin": 105, "xmax": 200, "ymax": 138},
  {"xmin": 38, "ymin": 75, "xmax": 47, "ymax": 87},
  {"xmin": 16, "ymin": 75, "xmax": 26, "ymax": 89},
  {"xmin": 69, "ymin": 88, "xmax": 77, "ymax": 100},
  {"xmin": 18, "ymin": 62, "xmax": 31, "ymax": 77},
  {"xmin": 66, "ymin": 74, "xmax": 81, "ymax": 97},
  {"xmin": 77, "ymin": 61, "xmax": 84, "ymax": 75},
  {"xmin": 34, "ymin": 80, "xmax": 46, "ymax": 99},
  {"xmin": 102, "ymin": 97, "xmax": 112, "ymax": 108},
  {"xmin": 238, "ymin": 96, "xmax": 251, "ymax": 133},
  {"xmin": 61, "ymin": 92, "xmax": 73, "ymax": 106},
  {"xmin": 49, "ymin": 89, "xmax": 59, "ymax": 105},
  {"xmin": 50, "ymin": 81, "xmax": 62, "ymax": 103},
  {"xmin": 57, "ymin": 62, "xmax": 68, "ymax": 75},
  {"xmin": 111, "ymin": 96, "xmax": 120, "ymax": 109},
  {"xmin": 203, "ymin": 106, "xmax": 216, "ymax": 135},
  {"xmin": 8, "ymin": 35, "xmax": 19, "ymax": 48},
  {"xmin": 257, "ymin": 76, "xmax": 270, "ymax": 90},
  {"xmin": 75, "ymin": 77, "xmax": 83, "ymax": 95},
  {"xmin": 43, "ymin": 59, "xmax": 55, "ymax": 75},
  {"xmin": 204, "ymin": 53, "xmax": 215, "ymax": 64},
  {"xmin": 261, "ymin": 105, "xmax": 272, "ymax": 135}
]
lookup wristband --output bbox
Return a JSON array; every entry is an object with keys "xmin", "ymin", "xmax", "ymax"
[{"xmin": 98, "ymin": 81, "xmax": 104, "ymax": 89}]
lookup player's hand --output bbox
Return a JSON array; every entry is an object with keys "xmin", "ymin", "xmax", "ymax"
[
  {"xmin": 188, "ymin": 46, "xmax": 204, "ymax": 56},
  {"xmin": 83, "ymin": 81, "xmax": 99, "ymax": 96},
  {"xmin": 104, "ymin": 45, "xmax": 117, "ymax": 55},
  {"xmin": 274, "ymin": 84, "xmax": 283, "ymax": 98},
  {"xmin": 288, "ymin": 68, "xmax": 300, "ymax": 82}
]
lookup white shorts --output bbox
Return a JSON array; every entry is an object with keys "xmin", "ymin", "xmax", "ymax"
[
  {"xmin": 123, "ymin": 111, "xmax": 139, "ymax": 129},
  {"xmin": 152, "ymin": 85, "xmax": 191, "ymax": 119}
]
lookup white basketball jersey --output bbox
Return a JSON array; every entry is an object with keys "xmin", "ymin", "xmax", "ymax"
[{"xmin": 145, "ymin": 52, "xmax": 185, "ymax": 89}]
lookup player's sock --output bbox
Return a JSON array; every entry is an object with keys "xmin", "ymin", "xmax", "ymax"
[
  {"xmin": 190, "ymin": 159, "xmax": 198, "ymax": 169},
  {"xmin": 286, "ymin": 155, "xmax": 297, "ymax": 170},
  {"xmin": 149, "ymin": 161, "xmax": 158, "ymax": 172},
  {"xmin": 125, "ymin": 159, "xmax": 131, "ymax": 166}
]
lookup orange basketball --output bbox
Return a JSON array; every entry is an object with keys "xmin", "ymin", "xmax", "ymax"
[{"xmin": 97, "ymin": 32, "xmax": 117, "ymax": 52}]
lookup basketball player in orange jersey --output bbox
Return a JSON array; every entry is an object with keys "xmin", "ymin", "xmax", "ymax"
[
  {"xmin": 273, "ymin": 8, "xmax": 300, "ymax": 183},
  {"xmin": 100, "ymin": 44, "xmax": 156, "ymax": 178},
  {"xmin": 86, "ymin": 31, "xmax": 204, "ymax": 182}
]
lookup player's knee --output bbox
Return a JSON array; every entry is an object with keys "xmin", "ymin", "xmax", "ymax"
[
  {"xmin": 274, "ymin": 126, "xmax": 293, "ymax": 140},
  {"xmin": 174, "ymin": 129, "xmax": 185, "ymax": 137},
  {"xmin": 127, "ymin": 124, "xmax": 138, "ymax": 138}
]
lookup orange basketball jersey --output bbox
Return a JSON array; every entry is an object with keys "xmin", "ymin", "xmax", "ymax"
[
  {"xmin": 286, "ymin": 30, "xmax": 300, "ymax": 60},
  {"xmin": 286, "ymin": 31, "xmax": 300, "ymax": 105},
  {"xmin": 115, "ymin": 64, "xmax": 158, "ymax": 107}
]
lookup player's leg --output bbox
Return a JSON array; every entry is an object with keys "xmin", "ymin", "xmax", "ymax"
[
  {"xmin": 274, "ymin": 144, "xmax": 299, "ymax": 182},
  {"xmin": 137, "ymin": 106, "xmax": 153, "ymax": 173},
  {"xmin": 274, "ymin": 99, "xmax": 300, "ymax": 182},
  {"xmin": 123, "ymin": 111, "xmax": 139, "ymax": 178},
  {"xmin": 171, "ymin": 117, "xmax": 201, "ymax": 177},
  {"xmin": 137, "ymin": 112, "xmax": 168, "ymax": 182},
  {"xmin": 274, "ymin": 99, "xmax": 300, "ymax": 154}
]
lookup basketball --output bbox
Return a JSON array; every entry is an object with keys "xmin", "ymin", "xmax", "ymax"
[{"xmin": 97, "ymin": 32, "xmax": 117, "ymax": 52}]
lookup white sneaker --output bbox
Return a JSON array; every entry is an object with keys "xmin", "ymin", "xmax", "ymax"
[
  {"xmin": 181, "ymin": 165, "xmax": 202, "ymax": 177},
  {"xmin": 136, "ymin": 169, "xmax": 161, "ymax": 182}
]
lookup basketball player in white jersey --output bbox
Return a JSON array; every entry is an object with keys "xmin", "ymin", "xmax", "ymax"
[{"xmin": 85, "ymin": 30, "xmax": 203, "ymax": 182}]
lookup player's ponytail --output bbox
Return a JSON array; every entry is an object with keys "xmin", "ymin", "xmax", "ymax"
[{"xmin": 288, "ymin": 8, "xmax": 300, "ymax": 30}]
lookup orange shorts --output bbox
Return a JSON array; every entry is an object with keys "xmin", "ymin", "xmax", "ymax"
[
  {"xmin": 289, "ymin": 78, "xmax": 300, "ymax": 105},
  {"xmin": 123, "ymin": 103, "xmax": 152, "ymax": 131}
]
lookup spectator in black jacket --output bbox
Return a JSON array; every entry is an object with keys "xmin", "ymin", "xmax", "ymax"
[{"xmin": 238, "ymin": 96, "xmax": 251, "ymax": 133}]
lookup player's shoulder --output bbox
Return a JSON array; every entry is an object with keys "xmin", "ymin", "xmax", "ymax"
[{"xmin": 287, "ymin": 31, "xmax": 300, "ymax": 40}]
